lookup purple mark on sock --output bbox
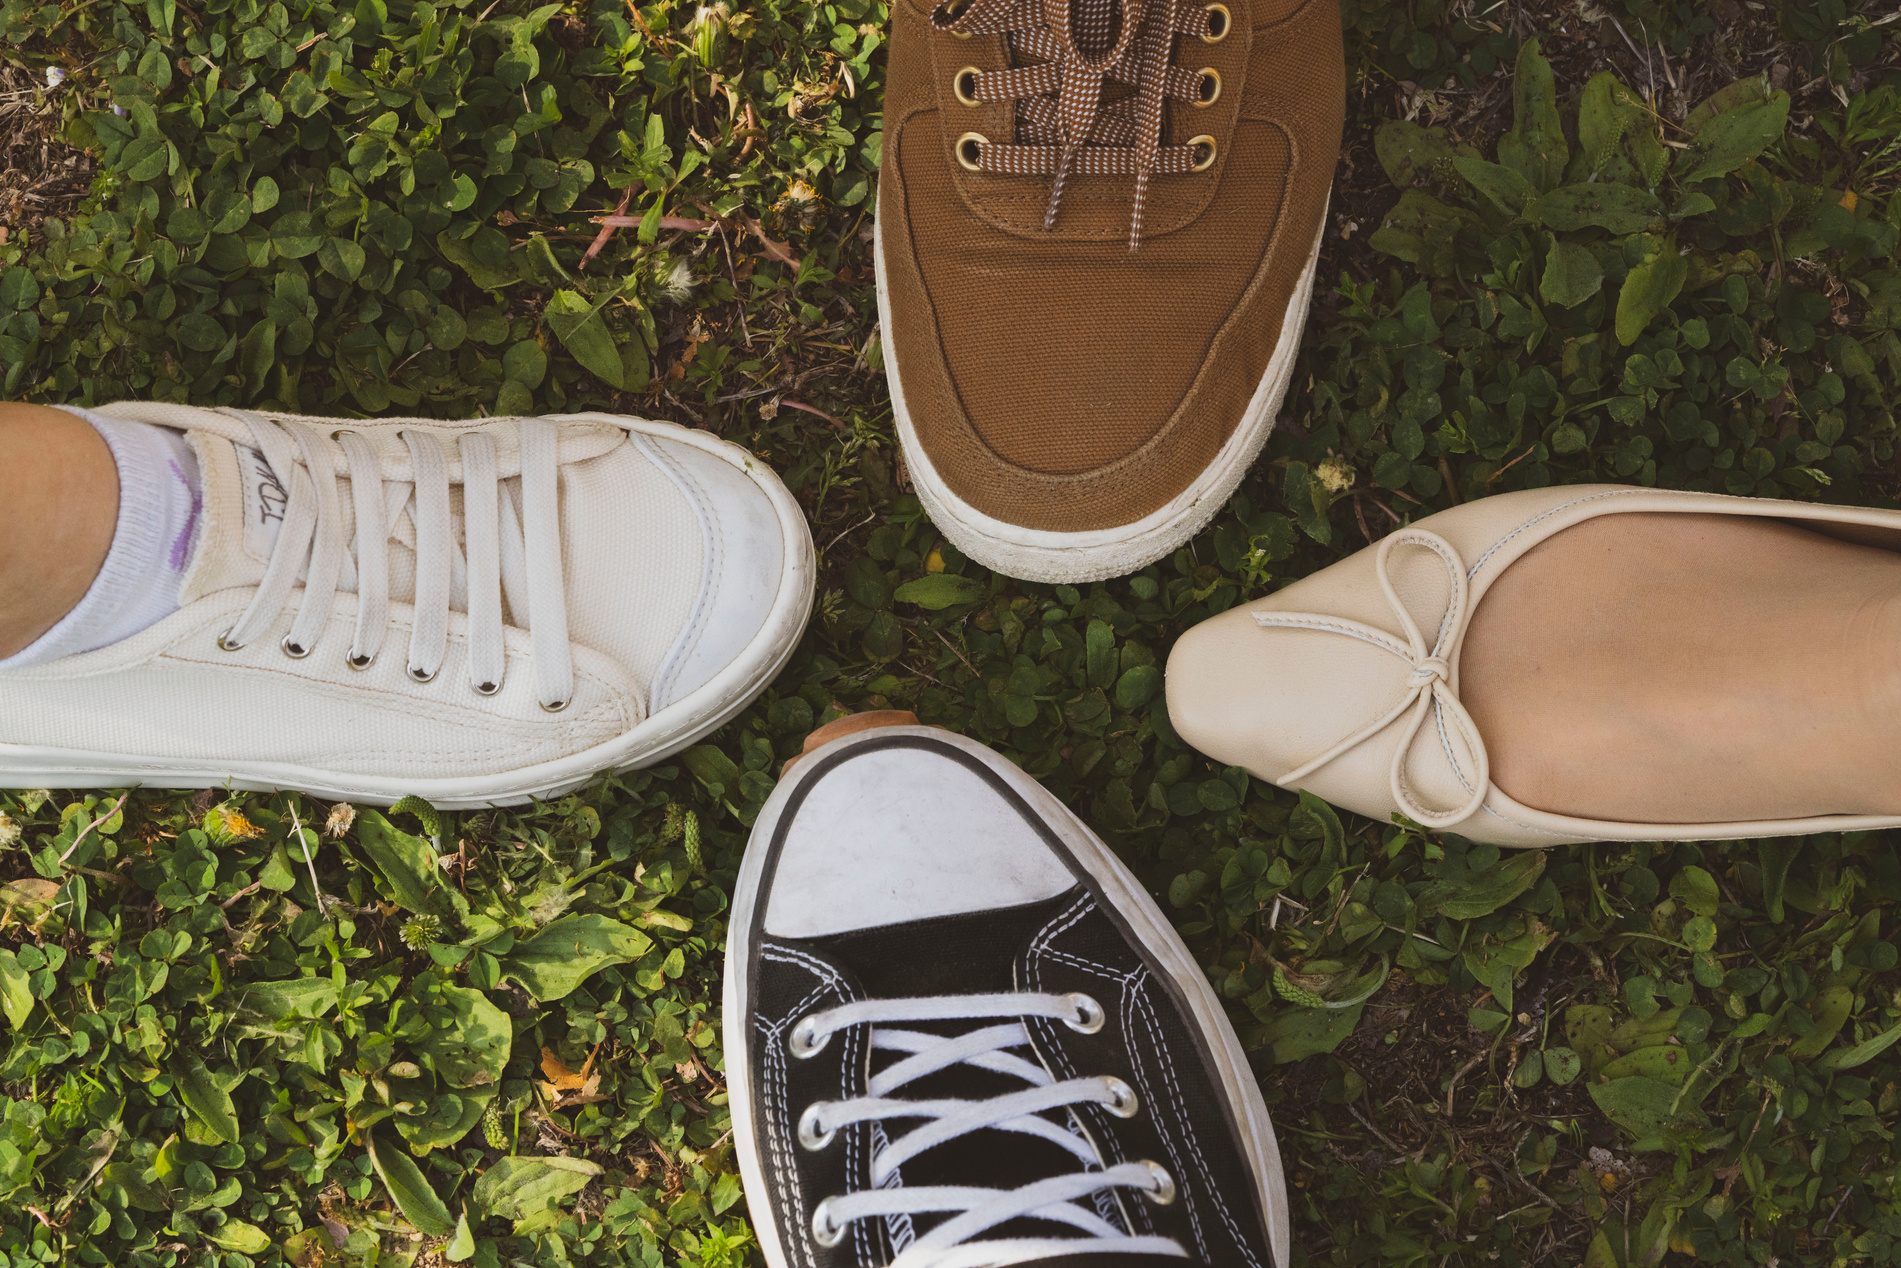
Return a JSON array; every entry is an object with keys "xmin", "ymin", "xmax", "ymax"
[{"xmin": 168, "ymin": 458, "xmax": 203, "ymax": 571}]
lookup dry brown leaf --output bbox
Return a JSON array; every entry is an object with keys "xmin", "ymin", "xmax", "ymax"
[{"xmin": 540, "ymin": 1044, "xmax": 607, "ymax": 1107}]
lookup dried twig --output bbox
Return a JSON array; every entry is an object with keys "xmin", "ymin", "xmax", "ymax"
[
  {"xmin": 60, "ymin": 790, "xmax": 130, "ymax": 865},
  {"xmin": 780, "ymin": 398, "xmax": 842, "ymax": 428},
  {"xmin": 579, "ymin": 186, "xmax": 634, "ymax": 271},
  {"xmin": 288, "ymin": 800, "xmax": 325, "ymax": 916}
]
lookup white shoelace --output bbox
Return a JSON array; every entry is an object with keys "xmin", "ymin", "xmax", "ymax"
[
  {"xmin": 788, "ymin": 992, "xmax": 1187, "ymax": 1268},
  {"xmin": 214, "ymin": 415, "xmax": 575, "ymax": 711}
]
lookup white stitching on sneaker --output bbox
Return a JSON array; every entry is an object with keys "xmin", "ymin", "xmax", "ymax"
[
  {"xmin": 1029, "ymin": 898, "xmax": 1255, "ymax": 1265},
  {"xmin": 1127, "ymin": 983, "xmax": 1259, "ymax": 1268},
  {"xmin": 1027, "ymin": 898, "xmax": 1154, "ymax": 1240},
  {"xmin": 762, "ymin": 946, "xmax": 860, "ymax": 1268}
]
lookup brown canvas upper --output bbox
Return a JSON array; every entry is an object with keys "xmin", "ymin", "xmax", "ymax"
[{"xmin": 877, "ymin": 0, "xmax": 1343, "ymax": 531}]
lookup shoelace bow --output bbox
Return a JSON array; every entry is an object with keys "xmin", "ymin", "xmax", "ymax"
[
  {"xmin": 1254, "ymin": 529, "xmax": 1492, "ymax": 828},
  {"xmin": 790, "ymin": 992, "xmax": 1185, "ymax": 1268},
  {"xmin": 215, "ymin": 413, "xmax": 576, "ymax": 712},
  {"xmin": 935, "ymin": 0, "xmax": 1226, "ymax": 250}
]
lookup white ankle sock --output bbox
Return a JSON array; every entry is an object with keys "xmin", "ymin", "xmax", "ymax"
[{"xmin": 0, "ymin": 409, "xmax": 203, "ymax": 670}]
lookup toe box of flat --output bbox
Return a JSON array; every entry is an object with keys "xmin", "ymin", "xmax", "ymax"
[{"xmin": 1165, "ymin": 597, "xmax": 1417, "ymax": 821}]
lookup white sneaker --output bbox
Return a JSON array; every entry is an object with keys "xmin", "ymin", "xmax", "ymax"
[{"xmin": 0, "ymin": 403, "xmax": 815, "ymax": 808}]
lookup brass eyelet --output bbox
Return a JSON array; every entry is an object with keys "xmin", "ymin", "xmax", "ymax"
[
  {"xmin": 940, "ymin": 0, "xmax": 973, "ymax": 34},
  {"xmin": 1200, "ymin": 2, "xmax": 1230, "ymax": 41},
  {"xmin": 1193, "ymin": 67, "xmax": 1221, "ymax": 107},
  {"xmin": 953, "ymin": 66, "xmax": 982, "ymax": 107},
  {"xmin": 1189, "ymin": 134, "xmax": 1218, "ymax": 171},
  {"xmin": 955, "ymin": 132, "xmax": 986, "ymax": 172}
]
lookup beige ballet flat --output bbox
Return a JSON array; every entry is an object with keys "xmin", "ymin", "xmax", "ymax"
[{"xmin": 1165, "ymin": 483, "xmax": 1901, "ymax": 847}]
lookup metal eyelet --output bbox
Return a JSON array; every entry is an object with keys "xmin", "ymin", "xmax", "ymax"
[
  {"xmin": 539, "ymin": 697, "xmax": 570, "ymax": 713},
  {"xmin": 788, "ymin": 1014, "xmax": 831, "ymax": 1059},
  {"xmin": 955, "ymin": 132, "xmax": 986, "ymax": 171},
  {"xmin": 939, "ymin": 0, "xmax": 972, "ymax": 33},
  {"xmin": 1189, "ymin": 134, "xmax": 1218, "ymax": 172},
  {"xmin": 407, "ymin": 663, "xmax": 439, "ymax": 684},
  {"xmin": 1140, "ymin": 1160, "xmax": 1177, "ymax": 1204},
  {"xmin": 798, "ymin": 1102, "xmax": 837, "ymax": 1151},
  {"xmin": 1193, "ymin": 68, "xmax": 1221, "ymax": 107},
  {"xmin": 953, "ymin": 67, "xmax": 982, "ymax": 107},
  {"xmin": 811, "ymin": 1197, "xmax": 846, "ymax": 1248},
  {"xmin": 1064, "ymin": 993, "xmax": 1106, "ymax": 1034},
  {"xmin": 1199, "ymin": 2, "xmax": 1229, "ymax": 41},
  {"xmin": 474, "ymin": 680, "xmax": 501, "ymax": 696},
  {"xmin": 216, "ymin": 631, "xmax": 246, "ymax": 652},
  {"xmin": 1102, "ymin": 1076, "xmax": 1140, "ymax": 1118},
  {"xmin": 348, "ymin": 651, "xmax": 376, "ymax": 671},
  {"xmin": 281, "ymin": 635, "xmax": 312, "ymax": 659}
]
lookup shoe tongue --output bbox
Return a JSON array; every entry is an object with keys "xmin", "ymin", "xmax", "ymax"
[
  {"xmin": 178, "ymin": 431, "xmax": 394, "ymax": 606},
  {"xmin": 180, "ymin": 431, "xmax": 287, "ymax": 602},
  {"xmin": 815, "ymin": 893, "xmax": 1126, "ymax": 1250}
]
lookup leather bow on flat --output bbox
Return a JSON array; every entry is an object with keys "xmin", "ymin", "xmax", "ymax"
[{"xmin": 1253, "ymin": 529, "xmax": 1491, "ymax": 828}]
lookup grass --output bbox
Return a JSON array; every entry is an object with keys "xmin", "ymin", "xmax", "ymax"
[{"xmin": 4, "ymin": 0, "xmax": 1901, "ymax": 1264}]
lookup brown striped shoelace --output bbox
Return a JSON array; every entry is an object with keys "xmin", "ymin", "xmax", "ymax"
[{"xmin": 933, "ymin": 0, "xmax": 1226, "ymax": 251}]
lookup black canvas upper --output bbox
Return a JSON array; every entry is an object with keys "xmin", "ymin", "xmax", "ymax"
[{"xmin": 736, "ymin": 736, "xmax": 1280, "ymax": 1268}]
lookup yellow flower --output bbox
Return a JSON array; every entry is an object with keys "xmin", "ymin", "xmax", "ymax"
[{"xmin": 203, "ymin": 806, "xmax": 263, "ymax": 844}]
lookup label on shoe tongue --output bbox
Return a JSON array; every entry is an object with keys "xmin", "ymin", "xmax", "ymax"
[{"xmin": 239, "ymin": 446, "xmax": 288, "ymax": 560}]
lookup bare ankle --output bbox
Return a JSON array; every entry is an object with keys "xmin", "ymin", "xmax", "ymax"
[{"xmin": 0, "ymin": 404, "xmax": 119, "ymax": 660}]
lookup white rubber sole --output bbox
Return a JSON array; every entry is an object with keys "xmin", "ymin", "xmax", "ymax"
[
  {"xmin": 0, "ymin": 420, "xmax": 817, "ymax": 810},
  {"xmin": 724, "ymin": 725, "xmax": 1292, "ymax": 1268},
  {"xmin": 875, "ymin": 207, "xmax": 1327, "ymax": 584}
]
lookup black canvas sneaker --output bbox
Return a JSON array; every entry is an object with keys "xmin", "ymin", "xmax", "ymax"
[{"xmin": 724, "ymin": 715, "xmax": 1290, "ymax": 1268}]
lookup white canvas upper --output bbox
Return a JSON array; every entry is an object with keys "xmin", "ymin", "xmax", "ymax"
[{"xmin": 0, "ymin": 403, "xmax": 815, "ymax": 807}]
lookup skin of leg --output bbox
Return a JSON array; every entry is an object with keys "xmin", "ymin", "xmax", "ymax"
[
  {"xmin": 0, "ymin": 403, "xmax": 119, "ymax": 660},
  {"xmin": 1460, "ymin": 512, "xmax": 1901, "ymax": 824}
]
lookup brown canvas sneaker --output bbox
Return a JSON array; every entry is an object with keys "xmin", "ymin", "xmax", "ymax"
[{"xmin": 875, "ymin": 0, "xmax": 1343, "ymax": 582}]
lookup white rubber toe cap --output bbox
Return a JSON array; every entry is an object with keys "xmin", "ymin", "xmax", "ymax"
[
  {"xmin": 637, "ymin": 434, "xmax": 793, "ymax": 712},
  {"xmin": 760, "ymin": 741, "xmax": 1077, "ymax": 939}
]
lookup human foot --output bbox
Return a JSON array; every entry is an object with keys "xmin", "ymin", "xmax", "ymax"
[
  {"xmin": 0, "ymin": 401, "xmax": 814, "ymax": 807},
  {"xmin": 1165, "ymin": 484, "xmax": 1901, "ymax": 846},
  {"xmin": 1461, "ymin": 512, "xmax": 1901, "ymax": 823}
]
